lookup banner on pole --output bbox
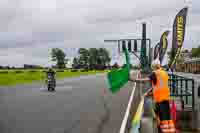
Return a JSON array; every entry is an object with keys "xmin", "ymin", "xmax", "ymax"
[
  {"xmin": 159, "ymin": 31, "xmax": 170, "ymax": 63},
  {"xmin": 154, "ymin": 42, "xmax": 160, "ymax": 60},
  {"xmin": 170, "ymin": 7, "xmax": 188, "ymax": 68}
]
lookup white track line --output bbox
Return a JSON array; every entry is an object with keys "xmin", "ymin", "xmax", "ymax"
[{"xmin": 119, "ymin": 72, "xmax": 139, "ymax": 133}]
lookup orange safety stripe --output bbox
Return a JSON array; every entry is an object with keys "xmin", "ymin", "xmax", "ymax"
[
  {"xmin": 168, "ymin": 120, "xmax": 174, "ymax": 124},
  {"xmin": 160, "ymin": 125, "xmax": 175, "ymax": 129},
  {"xmin": 161, "ymin": 128, "xmax": 176, "ymax": 133},
  {"xmin": 169, "ymin": 128, "xmax": 176, "ymax": 132},
  {"xmin": 160, "ymin": 124, "xmax": 169, "ymax": 128},
  {"xmin": 168, "ymin": 124, "xmax": 175, "ymax": 128},
  {"xmin": 160, "ymin": 120, "xmax": 176, "ymax": 133},
  {"xmin": 161, "ymin": 120, "xmax": 169, "ymax": 124}
]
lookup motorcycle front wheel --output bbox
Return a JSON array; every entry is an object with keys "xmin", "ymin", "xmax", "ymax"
[{"xmin": 48, "ymin": 87, "xmax": 55, "ymax": 92}]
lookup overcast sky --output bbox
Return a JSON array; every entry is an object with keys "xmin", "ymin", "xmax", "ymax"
[{"xmin": 0, "ymin": 0, "xmax": 199, "ymax": 67}]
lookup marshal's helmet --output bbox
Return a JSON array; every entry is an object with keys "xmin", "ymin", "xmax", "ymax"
[{"xmin": 151, "ymin": 58, "xmax": 161, "ymax": 70}]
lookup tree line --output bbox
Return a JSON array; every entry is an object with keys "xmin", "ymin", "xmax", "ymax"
[
  {"xmin": 72, "ymin": 48, "xmax": 111, "ymax": 70},
  {"xmin": 0, "ymin": 64, "xmax": 43, "ymax": 69},
  {"xmin": 51, "ymin": 48, "xmax": 111, "ymax": 70},
  {"xmin": 1, "ymin": 47, "xmax": 144, "ymax": 70}
]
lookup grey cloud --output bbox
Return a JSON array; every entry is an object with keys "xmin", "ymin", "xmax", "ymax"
[
  {"xmin": 85, "ymin": 0, "xmax": 185, "ymax": 24},
  {"xmin": 190, "ymin": 0, "xmax": 200, "ymax": 13},
  {"xmin": 0, "ymin": 0, "xmax": 199, "ymax": 66}
]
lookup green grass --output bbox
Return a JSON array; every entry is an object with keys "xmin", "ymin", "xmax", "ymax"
[
  {"xmin": 0, "ymin": 70, "xmax": 109, "ymax": 86},
  {"xmin": 56, "ymin": 70, "xmax": 109, "ymax": 79}
]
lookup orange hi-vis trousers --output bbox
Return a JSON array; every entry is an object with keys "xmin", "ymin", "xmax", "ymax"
[
  {"xmin": 160, "ymin": 120, "xmax": 176, "ymax": 133},
  {"xmin": 154, "ymin": 100, "xmax": 176, "ymax": 133}
]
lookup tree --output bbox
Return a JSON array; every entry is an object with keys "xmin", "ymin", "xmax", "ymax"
[
  {"xmin": 96, "ymin": 48, "xmax": 111, "ymax": 69},
  {"xmin": 88, "ymin": 48, "xmax": 98, "ymax": 69},
  {"xmin": 99, "ymin": 48, "xmax": 111, "ymax": 66},
  {"xmin": 167, "ymin": 49, "xmax": 185, "ymax": 65},
  {"xmin": 75, "ymin": 48, "xmax": 111, "ymax": 70},
  {"xmin": 51, "ymin": 48, "xmax": 68, "ymax": 69},
  {"xmin": 191, "ymin": 47, "xmax": 200, "ymax": 58},
  {"xmin": 78, "ymin": 48, "xmax": 89, "ymax": 69},
  {"xmin": 72, "ymin": 57, "xmax": 79, "ymax": 69}
]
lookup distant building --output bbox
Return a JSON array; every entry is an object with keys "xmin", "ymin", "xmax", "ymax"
[
  {"xmin": 181, "ymin": 49, "xmax": 192, "ymax": 61},
  {"xmin": 176, "ymin": 58, "xmax": 200, "ymax": 73}
]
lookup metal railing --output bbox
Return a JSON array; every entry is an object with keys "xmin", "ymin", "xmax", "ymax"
[{"xmin": 168, "ymin": 73, "xmax": 195, "ymax": 110}]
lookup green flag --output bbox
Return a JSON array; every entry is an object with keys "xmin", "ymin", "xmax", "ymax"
[{"xmin": 107, "ymin": 47, "xmax": 130, "ymax": 93}]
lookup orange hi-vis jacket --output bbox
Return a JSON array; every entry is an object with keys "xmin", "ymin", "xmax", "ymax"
[{"xmin": 152, "ymin": 68, "xmax": 170, "ymax": 103}]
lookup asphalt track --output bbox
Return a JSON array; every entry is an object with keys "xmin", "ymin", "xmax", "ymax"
[{"xmin": 0, "ymin": 73, "xmax": 136, "ymax": 133}]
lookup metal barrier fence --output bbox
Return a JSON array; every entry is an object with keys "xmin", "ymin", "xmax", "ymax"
[
  {"xmin": 126, "ymin": 80, "xmax": 143, "ymax": 132},
  {"xmin": 168, "ymin": 73, "xmax": 195, "ymax": 110}
]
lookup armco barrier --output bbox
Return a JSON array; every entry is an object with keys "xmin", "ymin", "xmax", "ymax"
[
  {"xmin": 119, "ymin": 71, "xmax": 148, "ymax": 133},
  {"xmin": 130, "ymin": 96, "xmax": 145, "ymax": 133},
  {"xmin": 120, "ymin": 70, "xmax": 157, "ymax": 133},
  {"xmin": 119, "ymin": 71, "xmax": 140, "ymax": 133}
]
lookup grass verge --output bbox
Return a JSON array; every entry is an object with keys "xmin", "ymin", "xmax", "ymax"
[{"xmin": 0, "ymin": 70, "xmax": 109, "ymax": 86}]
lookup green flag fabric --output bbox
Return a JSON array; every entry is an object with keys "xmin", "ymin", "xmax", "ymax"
[{"xmin": 107, "ymin": 47, "xmax": 130, "ymax": 93}]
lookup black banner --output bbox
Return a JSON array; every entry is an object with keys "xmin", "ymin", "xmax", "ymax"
[
  {"xmin": 170, "ymin": 7, "xmax": 188, "ymax": 67},
  {"xmin": 159, "ymin": 31, "xmax": 170, "ymax": 63},
  {"xmin": 154, "ymin": 42, "xmax": 160, "ymax": 59}
]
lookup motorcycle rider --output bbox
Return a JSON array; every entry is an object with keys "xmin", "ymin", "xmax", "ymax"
[{"xmin": 46, "ymin": 68, "xmax": 56, "ymax": 91}]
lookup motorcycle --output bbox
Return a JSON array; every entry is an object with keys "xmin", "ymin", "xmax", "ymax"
[{"xmin": 46, "ymin": 74, "xmax": 56, "ymax": 92}]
